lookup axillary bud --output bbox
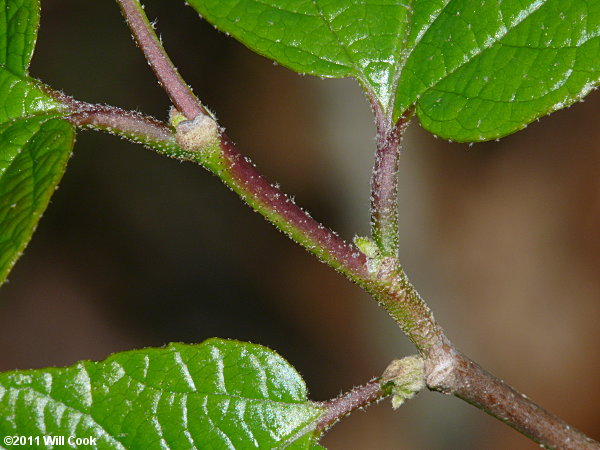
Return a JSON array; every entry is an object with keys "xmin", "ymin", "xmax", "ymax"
[{"xmin": 172, "ymin": 110, "xmax": 219, "ymax": 151}]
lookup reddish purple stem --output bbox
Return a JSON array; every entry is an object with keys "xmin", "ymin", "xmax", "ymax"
[
  {"xmin": 316, "ymin": 379, "xmax": 385, "ymax": 432},
  {"xmin": 370, "ymin": 104, "xmax": 412, "ymax": 255},
  {"xmin": 116, "ymin": 0, "xmax": 203, "ymax": 120},
  {"xmin": 219, "ymin": 136, "xmax": 368, "ymax": 277}
]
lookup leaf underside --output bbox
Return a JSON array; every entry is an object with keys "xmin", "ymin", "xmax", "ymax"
[
  {"xmin": 0, "ymin": 339, "xmax": 324, "ymax": 449},
  {"xmin": 188, "ymin": 0, "xmax": 600, "ymax": 142},
  {"xmin": 0, "ymin": 0, "xmax": 74, "ymax": 285}
]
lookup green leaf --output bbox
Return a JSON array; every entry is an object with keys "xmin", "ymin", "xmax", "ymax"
[
  {"xmin": 0, "ymin": 0, "xmax": 74, "ymax": 285},
  {"xmin": 187, "ymin": 0, "xmax": 411, "ymax": 111},
  {"xmin": 188, "ymin": 0, "xmax": 600, "ymax": 141},
  {"xmin": 397, "ymin": 0, "xmax": 600, "ymax": 141},
  {"xmin": 0, "ymin": 0, "xmax": 40, "ymax": 74},
  {"xmin": 0, "ymin": 339, "xmax": 325, "ymax": 449},
  {"xmin": 0, "ymin": 71, "xmax": 62, "ymax": 123},
  {"xmin": 0, "ymin": 115, "xmax": 74, "ymax": 283}
]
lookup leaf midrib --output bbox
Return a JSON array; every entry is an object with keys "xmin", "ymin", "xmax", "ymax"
[{"xmin": 310, "ymin": 0, "xmax": 361, "ymax": 77}]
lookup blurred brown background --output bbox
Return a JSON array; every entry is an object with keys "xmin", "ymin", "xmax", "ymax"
[{"xmin": 0, "ymin": 1, "xmax": 598, "ymax": 448}]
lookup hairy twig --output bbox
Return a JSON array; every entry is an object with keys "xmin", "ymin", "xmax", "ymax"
[
  {"xmin": 60, "ymin": 88, "xmax": 600, "ymax": 450},
  {"xmin": 56, "ymin": 93, "xmax": 173, "ymax": 142},
  {"xmin": 316, "ymin": 379, "xmax": 387, "ymax": 433},
  {"xmin": 58, "ymin": 2, "xmax": 600, "ymax": 447},
  {"xmin": 370, "ymin": 101, "xmax": 412, "ymax": 257},
  {"xmin": 426, "ymin": 348, "xmax": 600, "ymax": 449},
  {"xmin": 216, "ymin": 134, "xmax": 369, "ymax": 277},
  {"xmin": 316, "ymin": 355, "xmax": 426, "ymax": 433},
  {"xmin": 116, "ymin": 0, "xmax": 204, "ymax": 120}
]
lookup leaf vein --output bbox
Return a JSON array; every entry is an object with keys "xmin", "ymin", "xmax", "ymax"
[{"xmin": 7, "ymin": 385, "xmax": 127, "ymax": 449}]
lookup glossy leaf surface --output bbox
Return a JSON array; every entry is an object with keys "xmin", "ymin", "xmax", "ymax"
[
  {"xmin": 0, "ymin": 339, "xmax": 325, "ymax": 449},
  {"xmin": 188, "ymin": 0, "xmax": 600, "ymax": 141},
  {"xmin": 0, "ymin": 0, "xmax": 74, "ymax": 284},
  {"xmin": 187, "ymin": 0, "xmax": 410, "ymax": 111}
]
